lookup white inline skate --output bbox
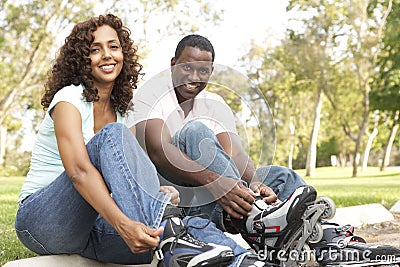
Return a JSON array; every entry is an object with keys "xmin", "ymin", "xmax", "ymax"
[{"xmin": 223, "ymin": 185, "xmax": 336, "ymax": 266}]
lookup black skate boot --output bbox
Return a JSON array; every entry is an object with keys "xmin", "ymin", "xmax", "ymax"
[
  {"xmin": 157, "ymin": 204, "xmax": 234, "ymax": 267},
  {"xmin": 310, "ymin": 222, "xmax": 400, "ymax": 266}
]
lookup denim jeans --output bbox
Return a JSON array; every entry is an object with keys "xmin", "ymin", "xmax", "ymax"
[
  {"xmin": 14, "ymin": 123, "xmax": 249, "ymax": 265},
  {"xmin": 165, "ymin": 120, "xmax": 306, "ymax": 231}
]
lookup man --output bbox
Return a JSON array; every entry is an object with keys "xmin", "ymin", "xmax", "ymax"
[
  {"xmin": 129, "ymin": 33, "xmax": 307, "ymax": 229},
  {"xmin": 128, "ymin": 34, "xmax": 400, "ymax": 266}
]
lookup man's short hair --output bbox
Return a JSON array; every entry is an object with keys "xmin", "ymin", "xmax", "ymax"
[{"xmin": 175, "ymin": 34, "xmax": 215, "ymax": 62}]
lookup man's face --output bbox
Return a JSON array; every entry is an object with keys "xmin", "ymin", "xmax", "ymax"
[{"xmin": 171, "ymin": 46, "xmax": 213, "ymax": 104}]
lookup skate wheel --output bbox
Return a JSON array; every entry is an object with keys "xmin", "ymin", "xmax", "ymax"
[
  {"xmin": 316, "ymin": 196, "xmax": 336, "ymax": 220},
  {"xmin": 308, "ymin": 222, "xmax": 323, "ymax": 243}
]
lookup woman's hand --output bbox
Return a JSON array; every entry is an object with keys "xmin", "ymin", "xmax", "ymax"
[
  {"xmin": 159, "ymin": 186, "xmax": 180, "ymax": 205},
  {"xmin": 117, "ymin": 219, "xmax": 164, "ymax": 254}
]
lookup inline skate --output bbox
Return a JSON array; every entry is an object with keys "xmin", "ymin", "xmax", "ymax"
[{"xmin": 223, "ymin": 185, "xmax": 335, "ymax": 266}]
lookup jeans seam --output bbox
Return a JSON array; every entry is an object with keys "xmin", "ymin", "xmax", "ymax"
[
  {"xmin": 103, "ymin": 125, "xmax": 153, "ymax": 227},
  {"xmin": 15, "ymin": 228, "xmax": 51, "ymax": 254}
]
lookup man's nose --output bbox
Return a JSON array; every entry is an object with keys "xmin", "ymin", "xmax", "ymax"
[{"xmin": 189, "ymin": 70, "xmax": 200, "ymax": 81}]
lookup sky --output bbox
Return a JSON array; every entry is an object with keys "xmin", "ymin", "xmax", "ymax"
[{"xmin": 142, "ymin": 0, "xmax": 289, "ymax": 78}]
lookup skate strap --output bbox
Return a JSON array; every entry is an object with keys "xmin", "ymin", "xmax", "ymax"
[
  {"xmin": 161, "ymin": 204, "xmax": 185, "ymax": 220},
  {"xmin": 337, "ymin": 224, "xmax": 355, "ymax": 235}
]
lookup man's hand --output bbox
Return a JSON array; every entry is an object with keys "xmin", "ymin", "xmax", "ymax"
[
  {"xmin": 250, "ymin": 183, "xmax": 278, "ymax": 204},
  {"xmin": 208, "ymin": 177, "xmax": 256, "ymax": 219}
]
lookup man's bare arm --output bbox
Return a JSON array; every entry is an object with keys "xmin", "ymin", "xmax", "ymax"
[
  {"xmin": 134, "ymin": 119, "xmax": 255, "ymax": 218},
  {"xmin": 216, "ymin": 132, "xmax": 257, "ymax": 185},
  {"xmin": 217, "ymin": 132, "xmax": 277, "ymax": 203},
  {"xmin": 135, "ymin": 119, "xmax": 219, "ymax": 186}
]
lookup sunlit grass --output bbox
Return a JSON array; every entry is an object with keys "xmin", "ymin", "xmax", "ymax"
[
  {"xmin": 300, "ymin": 166, "xmax": 400, "ymax": 208},
  {"xmin": 0, "ymin": 177, "xmax": 36, "ymax": 266}
]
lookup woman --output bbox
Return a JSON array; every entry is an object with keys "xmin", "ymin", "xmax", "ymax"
[{"xmin": 14, "ymin": 14, "xmax": 254, "ymax": 266}]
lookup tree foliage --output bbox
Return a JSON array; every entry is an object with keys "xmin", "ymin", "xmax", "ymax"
[
  {"xmin": 238, "ymin": 0, "xmax": 397, "ymax": 175},
  {"xmin": 0, "ymin": 0, "xmax": 223, "ymax": 175},
  {"xmin": 371, "ymin": 0, "xmax": 400, "ymax": 112}
]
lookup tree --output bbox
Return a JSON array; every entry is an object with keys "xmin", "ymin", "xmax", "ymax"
[
  {"xmin": 238, "ymin": 0, "xmax": 393, "ymax": 178},
  {"xmin": 370, "ymin": 0, "xmax": 400, "ymax": 171},
  {"xmin": 283, "ymin": 0, "xmax": 351, "ymax": 176},
  {"xmin": 239, "ymin": 40, "xmax": 317, "ymax": 169},
  {"xmin": 344, "ymin": 0, "xmax": 392, "ymax": 176},
  {"xmin": 0, "ymin": 0, "xmax": 101, "ymax": 164},
  {"xmin": 0, "ymin": 0, "xmax": 223, "ymax": 170}
]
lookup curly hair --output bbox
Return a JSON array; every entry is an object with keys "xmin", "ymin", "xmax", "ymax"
[{"xmin": 41, "ymin": 14, "xmax": 142, "ymax": 115}]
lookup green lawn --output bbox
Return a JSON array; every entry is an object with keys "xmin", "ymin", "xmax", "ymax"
[
  {"xmin": 0, "ymin": 177, "xmax": 36, "ymax": 266},
  {"xmin": 300, "ymin": 166, "xmax": 400, "ymax": 209},
  {"xmin": 0, "ymin": 167, "xmax": 399, "ymax": 265}
]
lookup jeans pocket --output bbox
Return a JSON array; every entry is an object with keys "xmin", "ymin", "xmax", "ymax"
[{"xmin": 15, "ymin": 229, "xmax": 51, "ymax": 255}]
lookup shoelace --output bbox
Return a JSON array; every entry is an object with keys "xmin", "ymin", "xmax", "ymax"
[
  {"xmin": 155, "ymin": 213, "xmax": 211, "ymax": 260},
  {"xmin": 168, "ymin": 214, "xmax": 211, "ymax": 255}
]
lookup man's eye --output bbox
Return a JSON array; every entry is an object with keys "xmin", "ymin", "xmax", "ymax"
[
  {"xmin": 183, "ymin": 64, "xmax": 191, "ymax": 71},
  {"xmin": 200, "ymin": 68, "xmax": 210, "ymax": 74}
]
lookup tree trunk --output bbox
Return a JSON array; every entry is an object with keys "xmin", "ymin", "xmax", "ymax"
[
  {"xmin": 362, "ymin": 113, "xmax": 379, "ymax": 171},
  {"xmin": 288, "ymin": 117, "xmax": 295, "ymax": 169},
  {"xmin": 0, "ymin": 125, "xmax": 7, "ymax": 166},
  {"xmin": 351, "ymin": 0, "xmax": 391, "ymax": 177},
  {"xmin": 381, "ymin": 110, "xmax": 400, "ymax": 171},
  {"xmin": 288, "ymin": 142, "xmax": 294, "ymax": 169},
  {"xmin": 305, "ymin": 89, "xmax": 323, "ymax": 177},
  {"xmin": 352, "ymin": 79, "xmax": 371, "ymax": 177},
  {"xmin": 362, "ymin": 127, "xmax": 378, "ymax": 171}
]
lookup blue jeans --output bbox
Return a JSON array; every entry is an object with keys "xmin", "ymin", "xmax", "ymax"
[
  {"xmin": 14, "ymin": 123, "xmax": 248, "ymax": 265},
  {"xmin": 162, "ymin": 120, "xmax": 306, "ymax": 231}
]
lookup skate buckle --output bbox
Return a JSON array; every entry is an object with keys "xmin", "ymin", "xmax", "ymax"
[
  {"xmin": 155, "ymin": 248, "xmax": 164, "ymax": 260},
  {"xmin": 253, "ymin": 221, "xmax": 265, "ymax": 234}
]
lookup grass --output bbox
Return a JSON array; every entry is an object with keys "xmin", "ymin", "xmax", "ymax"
[
  {"xmin": 0, "ymin": 167, "xmax": 399, "ymax": 265},
  {"xmin": 0, "ymin": 177, "xmax": 36, "ymax": 266},
  {"xmin": 301, "ymin": 166, "xmax": 400, "ymax": 209}
]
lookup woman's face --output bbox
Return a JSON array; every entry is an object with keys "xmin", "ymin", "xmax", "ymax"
[{"xmin": 89, "ymin": 25, "xmax": 123, "ymax": 90}]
